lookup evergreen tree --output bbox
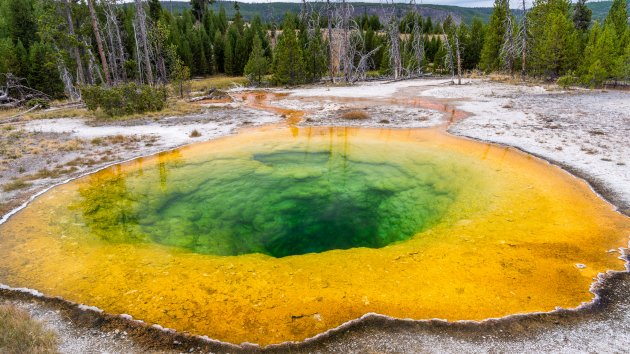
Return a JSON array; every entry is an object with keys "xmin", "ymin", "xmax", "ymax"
[
  {"xmin": 244, "ymin": 35, "xmax": 268, "ymax": 84},
  {"xmin": 224, "ymin": 26, "xmax": 239, "ymax": 75},
  {"xmin": 5, "ymin": 0, "xmax": 37, "ymax": 49},
  {"xmin": 528, "ymin": 0, "xmax": 579, "ymax": 77},
  {"xmin": 572, "ymin": 0, "xmax": 592, "ymax": 32},
  {"xmin": 423, "ymin": 17, "xmax": 433, "ymax": 34},
  {"xmin": 217, "ymin": 5, "xmax": 228, "ymax": 34},
  {"xmin": 191, "ymin": 0, "xmax": 209, "ymax": 23},
  {"xmin": 622, "ymin": 41, "xmax": 630, "ymax": 79},
  {"xmin": 213, "ymin": 31, "xmax": 225, "ymax": 73},
  {"xmin": 149, "ymin": 0, "xmax": 162, "ymax": 24},
  {"xmin": 272, "ymin": 19, "xmax": 304, "ymax": 85},
  {"xmin": 27, "ymin": 42, "xmax": 64, "ymax": 98},
  {"xmin": 480, "ymin": 0, "xmax": 509, "ymax": 72},
  {"xmin": 580, "ymin": 22, "xmax": 622, "ymax": 85},
  {"xmin": 467, "ymin": 18, "xmax": 486, "ymax": 69},
  {"xmin": 302, "ymin": 25, "xmax": 328, "ymax": 83},
  {"xmin": 170, "ymin": 57, "xmax": 191, "ymax": 98},
  {"xmin": 14, "ymin": 39, "xmax": 29, "ymax": 78},
  {"xmin": 605, "ymin": 0, "xmax": 628, "ymax": 40},
  {"xmin": 0, "ymin": 38, "xmax": 18, "ymax": 74}
]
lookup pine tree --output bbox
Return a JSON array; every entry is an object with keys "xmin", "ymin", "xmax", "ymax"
[
  {"xmin": 528, "ymin": 0, "xmax": 579, "ymax": 77},
  {"xmin": 0, "ymin": 38, "xmax": 18, "ymax": 74},
  {"xmin": 14, "ymin": 39, "xmax": 29, "ymax": 78},
  {"xmin": 5, "ymin": 0, "xmax": 37, "ymax": 48},
  {"xmin": 149, "ymin": 0, "xmax": 162, "ymax": 24},
  {"xmin": 191, "ymin": 0, "xmax": 209, "ymax": 23},
  {"xmin": 224, "ymin": 26, "xmax": 239, "ymax": 75},
  {"xmin": 170, "ymin": 57, "xmax": 191, "ymax": 98},
  {"xmin": 272, "ymin": 20, "xmax": 304, "ymax": 86},
  {"xmin": 213, "ymin": 31, "xmax": 225, "ymax": 73},
  {"xmin": 234, "ymin": 33, "xmax": 248, "ymax": 75},
  {"xmin": 468, "ymin": 18, "xmax": 486, "ymax": 69},
  {"xmin": 572, "ymin": 0, "xmax": 592, "ymax": 32},
  {"xmin": 244, "ymin": 35, "xmax": 268, "ymax": 84},
  {"xmin": 580, "ymin": 22, "xmax": 622, "ymax": 86},
  {"xmin": 217, "ymin": 5, "xmax": 228, "ymax": 34},
  {"xmin": 605, "ymin": 0, "xmax": 628, "ymax": 40},
  {"xmin": 302, "ymin": 25, "xmax": 328, "ymax": 83},
  {"xmin": 622, "ymin": 41, "xmax": 630, "ymax": 79},
  {"xmin": 480, "ymin": 0, "xmax": 509, "ymax": 72},
  {"xmin": 27, "ymin": 42, "xmax": 64, "ymax": 98}
]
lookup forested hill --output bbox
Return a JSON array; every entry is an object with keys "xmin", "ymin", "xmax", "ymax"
[
  {"xmin": 158, "ymin": 1, "xmax": 496, "ymax": 23},
  {"xmin": 156, "ymin": 1, "xmax": 618, "ymax": 23}
]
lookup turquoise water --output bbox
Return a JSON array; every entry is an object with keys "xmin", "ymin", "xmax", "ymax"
[{"xmin": 71, "ymin": 138, "xmax": 463, "ymax": 258}]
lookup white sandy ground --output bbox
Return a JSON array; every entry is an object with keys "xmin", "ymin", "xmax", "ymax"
[
  {"xmin": 24, "ymin": 107, "xmax": 279, "ymax": 145},
  {"xmin": 273, "ymin": 97, "xmax": 445, "ymax": 128},
  {"xmin": 1, "ymin": 78, "xmax": 630, "ymax": 353}
]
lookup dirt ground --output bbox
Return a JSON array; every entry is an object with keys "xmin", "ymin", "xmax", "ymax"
[{"xmin": 0, "ymin": 78, "xmax": 629, "ymax": 353}]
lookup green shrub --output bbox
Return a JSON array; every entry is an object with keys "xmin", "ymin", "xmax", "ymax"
[
  {"xmin": 79, "ymin": 83, "xmax": 168, "ymax": 117},
  {"xmin": 556, "ymin": 73, "xmax": 577, "ymax": 89},
  {"xmin": 26, "ymin": 98, "xmax": 50, "ymax": 109}
]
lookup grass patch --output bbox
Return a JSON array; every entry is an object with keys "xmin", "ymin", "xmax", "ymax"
[
  {"xmin": 93, "ymin": 99, "xmax": 203, "ymax": 121},
  {"xmin": 190, "ymin": 129, "xmax": 202, "ymax": 138},
  {"xmin": 190, "ymin": 75, "xmax": 247, "ymax": 92},
  {"xmin": 341, "ymin": 110, "xmax": 370, "ymax": 120},
  {"xmin": 0, "ymin": 304, "xmax": 58, "ymax": 354},
  {"xmin": 3, "ymin": 179, "xmax": 32, "ymax": 192}
]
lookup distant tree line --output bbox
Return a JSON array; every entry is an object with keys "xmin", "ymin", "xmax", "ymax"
[{"xmin": 0, "ymin": 0, "xmax": 628, "ymax": 107}]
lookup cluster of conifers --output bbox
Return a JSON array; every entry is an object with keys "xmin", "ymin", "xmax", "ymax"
[{"xmin": 0, "ymin": 0, "xmax": 628, "ymax": 102}]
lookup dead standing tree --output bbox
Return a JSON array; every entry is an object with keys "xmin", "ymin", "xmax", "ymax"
[
  {"xmin": 382, "ymin": 0, "xmax": 403, "ymax": 79},
  {"xmin": 134, "ymin": 0, "xmax": 155, "ymax": 85},
  {"xmin": 399, "ymin": 1, "xmax": 425, "ymax": 78},
  {"xmin": 103, "ymin": 0, "xmax": 128, "ymax": 84},
  {"xmin": 62, "ymin": 0, "xmax": 85, "ymax": 85},
  {"xmin": 409, "ymin": 4, "xmax": 425, "ymax": 77},
  {"xmin": 520, "ymin": 0, "xmax": 528, "ymax": 79},
  {"xmin": 336, "ymin": 0, "xmax": 354, "ymax": 82},
  {"xmin": 326, "ymin": 0, "xmax": 335, "ymax": 83},
  {"xmin": 500, "ymin": 0, "xmax": 518, "ymax": 78},
  {"xmin": 87, "ymin": 0, "xmax": 111, "ymax": 85},
  {"xmin": 332, "ymin": 1, "xmax": 380, "ymax": 83},
  {"xmin": 442, "ymin": 28, "xmax": 456, "ymax": 82}
]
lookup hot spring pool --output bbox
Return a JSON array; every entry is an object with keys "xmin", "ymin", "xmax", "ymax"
[{"xmin": 0, "ymin": 125, "xmax": 628, "ymax": 345}]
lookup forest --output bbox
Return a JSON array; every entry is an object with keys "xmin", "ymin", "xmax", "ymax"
[{"xmin": 0, "ymin": 0, "xmax": 628, "ymax": 115}]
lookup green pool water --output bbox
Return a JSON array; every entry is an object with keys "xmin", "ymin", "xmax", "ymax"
[{"xmin": 69, "ymin": 129, "xmax": 470, "ymax": 258}]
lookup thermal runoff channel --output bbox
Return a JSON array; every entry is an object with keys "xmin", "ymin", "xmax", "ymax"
[{"xmin": 0, "ymin": 126, "xmax": 628, "ymax": 345}]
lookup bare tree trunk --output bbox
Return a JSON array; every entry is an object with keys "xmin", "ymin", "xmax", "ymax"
[
  {"xmin": 501, "ymin": 0, "xmax": 516, "ymax": 78},
  {"xmin": 104, "ymin": 0, "xmax": 127, "ymax": 83},
  {"xmin": 62, "ymin": 0, "xmax": 85, "ymax": 85},
  {"xmin": 342, "ymin": 0, "xmax": 351, "ymax": 82},
  {"xmin": 87, "ymin": 0, "xmax": 111, "ymax": 85},
  {"xmin": 327, "ymin": 0, "xmax": 335, "ymax": 83},
  {"xmin": 443, "ymin": 29, "xmax": 455, "ymax": 81},
  {"xmin": 135, "ymin": 0, "xmax": 154, "ymax": 85},
  {"xmin": 132, "ymin": 22, "xmax": 144, "ymax": 83},
  {"xmin": 384, "ymin": 1, "xmax": 401, "ymax": 80},
  {"xmin": 521, "ymin": 0, "xmax": 528, "ymax": 80},
  {"xmin": 410, "ymin": 4, "xmax": 425, "ymax": 76},
  {"xmin": 455, "ymin": 33, "xmax": 462, "ymax": 85}
]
